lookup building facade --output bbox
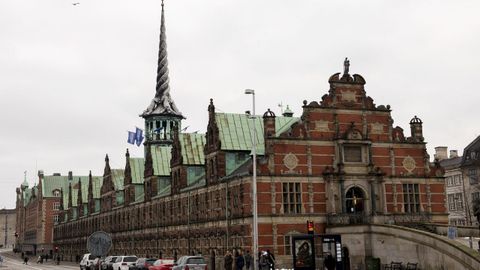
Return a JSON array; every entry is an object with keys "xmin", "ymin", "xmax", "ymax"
[
  {"xmin": 439, "ymin": 136, "xmax": 480, "ymax": 226},
  {"xmin": 0, "ymin": 208, "xmax": 16, "ymax": 249},
  {"xmin": 50, "ymin": 4, "xmax": 448, "ymax": 268},
  {"xmin": 15, "ymin": 171, "xmax": 98, "ymax": 255}
]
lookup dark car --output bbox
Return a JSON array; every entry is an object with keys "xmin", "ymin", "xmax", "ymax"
[
  {"xmin": 172, "ymin": 256, "xmax": 207, "ymax": 270},
  {"xmin": 130, "ymin": 258, "xmax": 158, "ymax": 270},
  {"xmin": 103, "ymin": 256, "xmax": 119, "ymax": 270}
]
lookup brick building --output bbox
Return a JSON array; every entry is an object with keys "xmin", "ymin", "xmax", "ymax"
[
  {"xmin": 51, "ymin": 3, "xmax": 448, "ymax": 268},
  {"xmin": 15, "ymin": 171, "xmax": 99, "ymax": 255}
]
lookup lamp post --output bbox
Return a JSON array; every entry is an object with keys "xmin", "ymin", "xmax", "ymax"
[{"xmin": 244, "ymin": 89, "xmax": 258, "ymax": 270}]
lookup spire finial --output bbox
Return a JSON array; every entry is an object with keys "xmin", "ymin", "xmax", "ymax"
[
  {"xmin": 344, "ymin": 57, "xmax": 350, "ymax": 75},
  {"xmin": 141, "ymin": 0, "xmax": 183, "ymax": 118}
]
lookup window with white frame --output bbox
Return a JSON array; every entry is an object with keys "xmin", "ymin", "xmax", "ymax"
[
  {"xmin": 53, "ymin": 215, "xmax": 59, "ymax": 224},
  {"xmin": 454, "ymin": 193, "xmax": 464, "ymax": 211},
  {"xmin": 283, "ymin": 182, "xmax": 302, "ymax": 214},
  {"xmin": 454, "ymin": 175, "xmax": 462, "ymax": 186},
  {"xmin": 53, "ymin": 202, "xmax": 60, "ymax": 211},
  {"xmin": 403, "ymin": 184, "xmax": 420, "ymax": 213},
  {"xmin": 53, "ymin": 190, "xmax": 61, "ymax": 197},
  {"xmin": 448, "ymin": 194, "xmax": 455, "ymax": 211}
]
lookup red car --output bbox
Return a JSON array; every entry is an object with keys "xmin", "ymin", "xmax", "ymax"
[{"xmin": 149, "ymin": 259, "xmax": 175, "ymax": 270}]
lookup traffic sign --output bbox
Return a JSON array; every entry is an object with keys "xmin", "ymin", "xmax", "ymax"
[{"xmin": 87, "ymin": 231, "xmax": 112, "ymax": 257}]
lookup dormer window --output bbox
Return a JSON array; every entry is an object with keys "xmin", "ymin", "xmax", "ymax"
[{"xmin": 53, "ymin": 189, "xmax": 61, "ymax": 197}]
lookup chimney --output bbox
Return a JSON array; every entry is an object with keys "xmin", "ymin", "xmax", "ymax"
[
  {"xmin": 68, "ymin": 171, "xmax": 73, "ymax": 181},
  {"xmin": 450, "ymin": 150, "xmax": 459, "ymax": 158},
  {"xmin": 434, "ymin": 146, "xmax": 448, "ymax": 161},
  {"xmin": 53, "ymin": 173, "xmax": 61, "ymax": 176},
  {"xmin": 409, "ymin": 116, "xmax": 424, "ymax": 142},
  {"xmin": 263, "ymin": 109, "xmax": 276, "ymax": 138},
  {"xmin": 37, "ymin": 170, "xmax": 44, "ymax": 178}
]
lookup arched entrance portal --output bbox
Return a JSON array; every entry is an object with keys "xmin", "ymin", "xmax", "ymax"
[{"xmin": 346, "ymin": 187, "xmax": 365, "ymax": 213}]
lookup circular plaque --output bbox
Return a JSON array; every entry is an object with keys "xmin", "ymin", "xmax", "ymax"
[
  {"xmin": 402, "ymin": 156, "xmax": 416, "ymax": 173},
  {"xmin": 87, "ymin": 231, "xmax": 112, "ymax": 257}
]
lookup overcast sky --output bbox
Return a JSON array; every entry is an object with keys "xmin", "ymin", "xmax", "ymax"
[{"xmin": 1, "ymin": 0, "xmax": 479, "ymax": 209}]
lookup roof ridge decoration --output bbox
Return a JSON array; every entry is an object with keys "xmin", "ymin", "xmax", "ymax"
[{"xmin": 141, "ymin": 0, "xmax": 183, "ymax": 118}]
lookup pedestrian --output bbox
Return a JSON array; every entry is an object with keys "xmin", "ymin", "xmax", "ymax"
[
  {"xmin": 258, "ymin": 251, "xmax": 269, "ymax": 270},
  {"xmin": 266, "ymin": 250, "xmax": 275, "ymax": 270},
  {"xmin": 0, "ymin": 255, "xmax": 4, "ymax": 266},
  {"xmin": 324, "ymin": 253, "xmax": 336, "ymax": 270},
  {"xmin": 244, "ymin": 250, "xmax": 252, "ymax": 270},
  {"xmin": 56, "ymin": 255, "xmax": 60, "ymax": 265},
  {"xmin": 235, "ymin": 250, "xmax": 245, "ymax": 270},
  {"xmin": 23, "ymin": 256, "xmax": 29, "ymax": 265},
  {"xmin": 224, "ymin": 250, "xmax": 233, "ymax": 270},
  {"xmin": 21, "ymin": 252, "xmax": 24, "ymax": 259}
]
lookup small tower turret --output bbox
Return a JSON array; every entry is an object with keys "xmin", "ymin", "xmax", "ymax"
[{"xmin": 409, "ymin": 115, "xmax": 424, "ymax": 142}]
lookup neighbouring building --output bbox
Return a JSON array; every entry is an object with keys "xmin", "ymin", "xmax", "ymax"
[
  {"xmin": 15, "ymin": 171, "xmax": 101, "ymax": 255},
  {"xmin": 439, "ymin": 136, "xmax": 480, "ymax": 227},
  {"xmin": 0, "ymin": 208, "xmax": 16, "ymax": 249},
  {"xmin": 52, "ymin": 2, "xmax": 448, "ymax": 268}
]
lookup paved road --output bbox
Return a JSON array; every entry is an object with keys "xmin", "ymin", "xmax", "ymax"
[{"xmin": 0, "ymin": 251, "xmax": 79, "ymax": 270}]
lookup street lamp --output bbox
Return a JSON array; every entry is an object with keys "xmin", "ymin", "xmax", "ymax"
[{"xmin": 244, "ymin": 89, "xmax": 258, "ymax": 270}]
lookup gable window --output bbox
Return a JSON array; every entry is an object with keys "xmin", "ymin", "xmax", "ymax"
[
  {"xmin": 343, "ymin": 145, "xmax": 363, "ymax": 162},
  {"xmin": 53, "ymin": 202, "xmax": 60, "ymax": 211},
  {"xmin": 53, "ymin": 190, "xmax": 61, "ymax": 197},
  {"xmin": 403, "ymin": 184, "xmax": 420, "ymax": 213},
  {"xmin": 283, "ymin": 182, "xmax": 301, "ymax": 214}
]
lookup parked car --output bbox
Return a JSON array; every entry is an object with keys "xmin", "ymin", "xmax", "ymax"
[
  {"xmin": 112, "ymin": 255, "xmax": 138, "ymax": 270},
  {"xmin": 172, "ymin": 256, "xmax": 207, "ymax": 270},
  {"xmin": 149, "ymin": 259, "xmax": 175, "ymax": 270},
  {"xmin": 80, "ymin": 253, "xmax": 99, "ymax": 270},
  {"xmin": 102, "ymin": 256, "xmax": 119, "ymax": 270},
  {"xmin": 129, "ymin": 258, "xmax": 157, "ymax": 270}
]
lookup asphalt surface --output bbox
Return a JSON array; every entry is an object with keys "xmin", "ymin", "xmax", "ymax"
[{"xmin": 0, "ymin": 250, "xmax": 79, "ymax": 269}]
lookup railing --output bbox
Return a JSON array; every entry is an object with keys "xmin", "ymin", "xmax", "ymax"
[
  {"xmin": 326, "ymin": 212, "xmax": 432, "ymax": 226},
  {"xmin": 390, "ymin": 212, "xmax": 432, "ymax": 224},
  {"xmin": 326, "ymin": 213, "xmax": 372, "ymax": 225}
]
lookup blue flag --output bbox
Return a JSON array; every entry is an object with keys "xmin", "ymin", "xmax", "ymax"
[
  {"xmin": 135, "ymin": 127, "xmax": 144, "ymax": 146},
  {"xmin": 127, "ymin": 131, "xmax": 136, "ymax": 145}
]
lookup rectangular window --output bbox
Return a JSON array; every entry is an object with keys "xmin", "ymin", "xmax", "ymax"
[
  {"xmin": 469, "ymin": 169, "xmax": 478, "ymax": 184},
  {"xmin": 403, "ymin": 184, "xmax": 420, "ymax": 213},
  {"xmin": 446, "ymin": 177, "xmax": 452, "ymax": 187},
  {"xmin": 455, "ymin": 193, "xmax": 464, "ymax": 211},
  {"xmin": 283, "ymin": 182, "xmax": 302, "ymax": 214},
  {"xmin": 448, "ymin": 194, "xmax": 455, "ymax": 211},
  {"xmin": 472, "ymin": 192, "xmax": 480, "ymax": 201},
  {"xmin": 53, "ymin": 215, "xmax": 59, "ymax": 224},
  {"xmin": 53, "ymin": 202, "xmax": 60, "ymax": 211},
  {"xmin": 454, "ymin": 175, "xmax": 461, "ymax": 186},
  {"xmin": 344, "ymin": 145, "xmax": 362, "ymax": 162},
  {"xmin": 284, "ymin": 235, "xmax": 292, "ymax": 255}
]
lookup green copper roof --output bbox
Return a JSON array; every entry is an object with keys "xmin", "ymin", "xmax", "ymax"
[
  {"xmin": 215, "ymin": 113, "xmax": 299, "ymax": 155},
  {"xmin": 130, "ymin": 158, "xmax": 145, "ymax": 184},
  {"xmin": 180, "ymin": 133, "xmax": 206, "ymax": 165},
  {"xmin": 41, "ymin": 175, "xmax": 90, "ymax": 198},
  {"xmin": 151, "ymin": 145, "xmax": 172, "ymax": 176},
  {"xmin": 111, "ymin": 169, "xmax": 125, "ymax": 191},
  {"xmin": 92, "ymin": 176, "xmax": 103, "ymax": 199}
]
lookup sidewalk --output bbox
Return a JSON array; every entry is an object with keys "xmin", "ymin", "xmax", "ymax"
[{"xmin": 0, "ymin": 250, "xmax": 78, "ymax": 267}]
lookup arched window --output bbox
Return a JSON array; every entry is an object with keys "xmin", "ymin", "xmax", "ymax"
[{"xmin": 345, "ymin": 187, "xmax": 364, "ymax": 213}]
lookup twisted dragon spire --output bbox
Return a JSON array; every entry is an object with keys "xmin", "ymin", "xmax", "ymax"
[{"xmin": 142, "ymin": 0, "xmax": 183, "ymax": 118}]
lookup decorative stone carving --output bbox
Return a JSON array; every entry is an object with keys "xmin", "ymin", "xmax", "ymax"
[
  {"xmin": 283, "ymin": 153, "xmax": 299, "ymax": 171},
  {"xmin": 342, "ymin": 90, "xmax": 356, "ymax": 102},
  {"xmin": 402, "ymin": 156, "xmax": 416, "ymax": 173},
  {"xmin": 315, "ymin": 120, "xmax": 330, "ymax": 131},
  {"xmin": 371, "ymin": 122, "xmax": 384, "ymax": 134}
]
